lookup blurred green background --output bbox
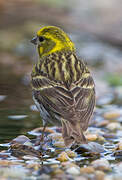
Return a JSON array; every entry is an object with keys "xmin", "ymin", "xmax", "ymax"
[{"xmin": 0, "ymin": 0, "xmax": 122, "ymax": 144}]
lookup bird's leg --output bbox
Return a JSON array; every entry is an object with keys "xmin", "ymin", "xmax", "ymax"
[
  {"xmin": 35, "ymin": 121, "xmax": 47, "ymax": 146},
  {"xmin": 40, "ymin": 122, "xmax": 47, "ymax": 142}
]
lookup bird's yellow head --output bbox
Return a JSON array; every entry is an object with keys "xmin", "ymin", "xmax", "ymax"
[{"xmin": 31, "ymin": 26, "xmax": 75, "ymax": 57}]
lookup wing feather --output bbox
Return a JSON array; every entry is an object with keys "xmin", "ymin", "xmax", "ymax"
[
  {"xmin": 31, "ymin": 52, "xmax": 95, "ymax": 131},
  {"xmin": 32, "ymin": 74, "xmax": 95, "ymax": 130}
]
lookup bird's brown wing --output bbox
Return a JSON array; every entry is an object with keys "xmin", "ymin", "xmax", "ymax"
[
  {"xmin": 32, "ymin": 73, "xmax": 95, "ymax": 131},
  {"xmin": 72, "ymin": 75, "xmax": 95, "ymax": 130},
  {"xmin": 32, "ymin": 77, "xmax": 74, "ymax": 120}
]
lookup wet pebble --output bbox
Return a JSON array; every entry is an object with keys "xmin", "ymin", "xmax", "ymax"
[
  {"xmin": 75, "ymin": 142, "xmax": 105, "ymax": 154},
  {"xmin": 95, "ymin": 170, "xmax": 105, "ymax": 180},
  {"xmin": 86, "ymin": 133, "xmax": 105, "ymax": 142},
  {"xmin": 11, "ymin": 135, "xmax": 31, "ymax": 145},
  {"xmin": 0, "ymin": 160, "xmax": 23, "ymax": 166},
  {"xmin": 53, "ymin": 174, "xmax": 73, "ymax": 180},
  {"xmin": 104, "ymin": 174, "xmax": 122, "ymax": 180},
  {"xmin": 61, "ymin": 162, "xmax": 79, "ymax": 170},
  {"xmin": 75, "ymin": 176, "xmax": 88, "ymax": 180},
  {"xmin": 37, "ymin": 174, "xmax": 50, "ymax": 180},
  {"xmin": 51, "ymin": 164, "xmax": 59, "ymax": 169},
  {"xmin": 91, "ymin": 159, "xmax": 111, "ymax": 171},
  {"xmin": 103, "ymin": 133, "xmax": 117, "ymax": 139},
  {"xmin": 26, "ymin": 163, "xmax": 41, "ymax": 171},
  {"xmin": 103, "ymin": 111, "xmax": 121, "ymax": 120},
  {"xmin": 0, "ymin": 152, "xmax": 10, "ymax": 159},
  {"xmin": 97, "ymin": 135, "xmax": 105, "ymax": 142},
  {"xmin": 66, "ymin": 150, "xmax": 77, "ymax": 158},
  {"xmin": 38, "ymin": 166, "xmax": 53, "ymax": 175},
  {"xmin": 115, "ymin": 162, "xmax": 122, "ymax": 173},
  {"xmin": 53, "ymin": 141, "xmax": 65, "ymax": 148},
  {"xmin": 104, "ymin": 175, "xmax": 113, "ymax": 180},
  {"xmin": 86, "ymin": 134, "xmax": 98, "ymax": 141},
  {"xmin": 48, "ymin": 133, "xmax": 63, "ymax": 141},
  {"xmin": 10, "ymin": 143, "xmax": 42, "ymax": 158},
  {"xmin": 66, "ymin": 166, "xmax": 80, "ymax": 175},
  {"xmin": 116, "ymin": 141, "xmax": 122, "ymax": 150},
  {"xmin": 80, "ymin": 166, "xmax": 95, "ymax": 174},
  {"xmin": 0, "ymin": 167, "xmax": 28, "ymax": 179},
  {"xmin": 113, "ymin": 175, "xmax": 122, "ymax": 180},
  {"xmin": 53, "ymin": 168, "xmax": 64, "ymax": 175},
  {"xmin": 29, "ymin": 127, "xmax": 55, "ymax": 136},
  {"xmin": 57, "ymin": 152, "xmax": 69, "ymax": 162},
  {"xmin": 96, "ymin": 120, "xmax": 109, "ymax": 127},
  {"xmin": 106, "ymin": 122, "xmax": 121, "ymax": 131},
  {"xmin": 114, "ymin": 150, "xmax": 122, "ymax": 159}
]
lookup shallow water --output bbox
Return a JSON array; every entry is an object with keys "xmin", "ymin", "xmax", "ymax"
[{"xmin": 0, "ymin": 64, "xmax": 42, "ymax": 144}]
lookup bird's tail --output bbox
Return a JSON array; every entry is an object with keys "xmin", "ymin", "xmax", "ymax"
[{"xmin": 61, "ymin": 119, "xmax": 87, "ymax": 147}]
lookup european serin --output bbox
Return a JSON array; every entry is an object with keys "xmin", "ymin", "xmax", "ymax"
[{"xmin": 31, "ymin": 26, "xmax": 95, "ymax": 147}]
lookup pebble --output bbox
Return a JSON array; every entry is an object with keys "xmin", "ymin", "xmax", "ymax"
[
  {"xmin": 103, "ymin": 133, "xmax": 117, "ymax": 139},
  {"xmin": 66, "ymin": 150, "xmax": 77, "ymax": 158},
  {"xmin": 87, "ymin": 133, "xmax": 105, "ymax": 142},
  {"xmin": 114, "ymin": 150, "xmax": 122, "ymax": 158},
  {"xmin": 29, "ymin": 127, "xmax": 55, "ymax": 136},
  {"xmin": 61, "ymin": 162, "xmax": 78, "ymax": 169},
  {"xmin": 95, "ymin": 170, "xmax": 105, "ymax": 180},
  {"xmin": 91, "ymin": 159, "xmax": 111, "ymax": 171},
  {"xmin": 26, "ymin": 163, "xmax": 41, "ymax": 171},
  {"xmin": 106, "ymin": 122, "xmax": 121, "ymax": 131},
  {"xmin": 104, "ymin": 175, "xmax": 113, "ymax": 180},
  {"xmin": 0, "ymin": 167, "xmax": 27, "ymax": 179},
  {"xmin": 38, "ymin": 174, "xmax": 50, "ymax": 180},
  {"xmin": 97, "ymin": 135, "xmax": 105, "ymax": 142},
  {"xmin": 115, "ymin": 141, "xmax": 122, "ymax": 150},
  {"xmin": 80, "ymin": 166, "xmax": 95, "ymax": 174},
  {"xmin": 53, "ymin": 141, "xmax": 65, "ymax": 148},
  {"xmin": 75, "ymin": 142, "xmax": 105, "ymax": 154},
  {"xmin": 75, "ymin": 176, "xmax": 88, "ymax": 180},
  {"xmin": 66, "ymin": 166, "xmax": 80, "ymax": 175},
  {"xmin": 113, "ymin": 175, "xmax": 122, "ymax": 180},
  {"xmin": 57, "ymin": 152, "xmax": 69, "ymax": 162},
  {"xmin": 114, "ymin": 162, "xmax": 122, "ymax": 172},
  {"xmin": 11, "ymin": 135, "xmax": 31, "ymax": 145},
  {"xmin": 53, "ymin": 168, "xmax": 64, "ymax": 175},
  {"xmin": 104, "ymin": 174, "xmax": 122, "ymax": 180},
  {"xmin": 51, "ymin": 164, "xmax": 59, "ymax": 169},
  {"xmin": 10, "ymin": 143, "xmax": 42, "ymax": 158},
  {"xmin": 103, "ymin": 111, "xmax": 121, "ymax": 120},
  {"xmin": 86, "ymin": 134, "xmax": 98, "ymax": 141},
  {"xmin": 96, "ymin": 120, "xmax": 109, "ymax": 127},
  {"xmin": 0, "ymin": 160, "xmax": 22, "ymax": 166},
  {"xmin": 48, "ymin": 133, "xmax": 63, "ymax": 141}
]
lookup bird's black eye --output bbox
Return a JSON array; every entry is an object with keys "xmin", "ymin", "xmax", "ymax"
[{"xmin": 39, "ymin": 36, "xmax": 45, "ymax": 42}]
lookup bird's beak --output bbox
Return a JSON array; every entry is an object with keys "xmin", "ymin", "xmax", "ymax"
[{"xmin": 31, "ymin": 37, "xmax": 37, "ymax": 45}]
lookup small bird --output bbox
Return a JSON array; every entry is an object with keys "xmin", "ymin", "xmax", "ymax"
[{"xmin": 31, "ymin": 26, "xmax": 95, "ymax": 147}]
